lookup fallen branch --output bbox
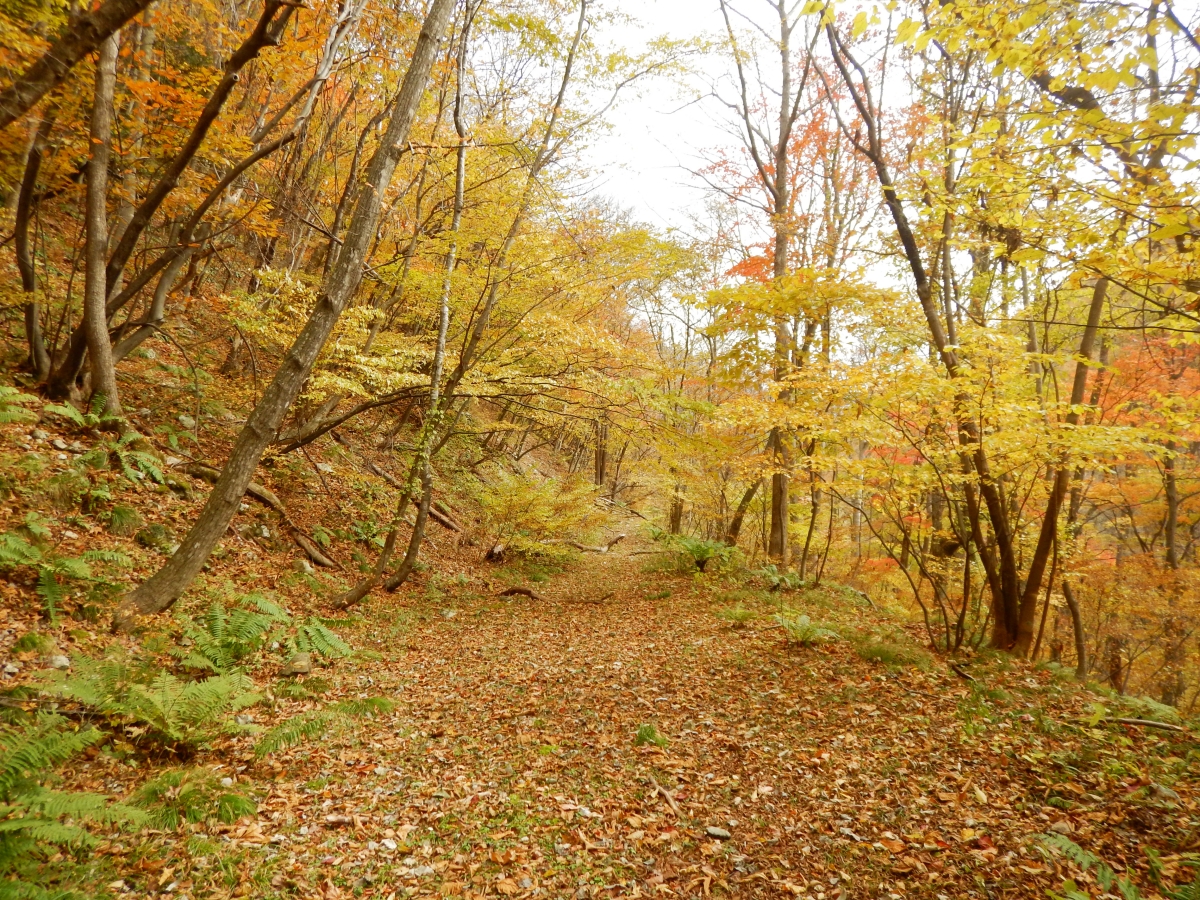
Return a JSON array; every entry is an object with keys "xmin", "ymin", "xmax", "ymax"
[
  {"xmin": 498, "ymin": 586, "xmax": 546, "ymax": 601},
  {"xmin": 891, "ymin": 677, "xmax": 940, "ymax": 701},
  {"xmin": 183, "ymin": 461, "xmax": 341, "ymax": 568},
  {"xmin": 650, "ymin": 777, "xmax": 682, "ymax": 818},
  {"xmin": 949, "ymin": 662, "xmax": 976, "ymax": 683},
  {"xmin": 1107, "ymin": 717, "xmax": 1185, "ymax": 733}
]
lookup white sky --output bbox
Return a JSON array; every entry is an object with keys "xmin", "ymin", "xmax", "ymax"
[{"xmin": 581, "ymin": 0, "xmax": 732, "ymax": 235}]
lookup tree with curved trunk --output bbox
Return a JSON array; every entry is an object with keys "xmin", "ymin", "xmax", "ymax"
[
  {"xmin": 111, "ymin": 0, "xmax": 458, "ymax": 630},
  {"xmin": 0, "ymin": 0, "xmax": 156, "ymax": 132}
]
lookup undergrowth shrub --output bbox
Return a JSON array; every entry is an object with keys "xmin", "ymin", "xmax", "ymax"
[
  {"xmin": 476, "ymin": 469, "xmax": 606, "ymax": 559},
  {"xmin": 776, "ymin": 613, "xmax": 839, "ymax": 647},
  {"xmin": 0, "ymin": 520, "xmax": 130, "ymax": 622},
  {"xmin": 133, "ymin": 768, "xmax": 256, "ymax": 828},
  {"xmin": 0, "ymin": 713, "xmax": 142, "ymax": 899},
  {"xmin": 717, "ymin": 605, "xmax": 755, "ymax": 629},
  {"xmin": 855, "ymin": 640, "xmax": 931, "ymax": 669},
  {"xmin": 37, "ymin": 653, "xmax": 261, "ymax": 750},
  {"xmin": 646, "ymin": 529, "xmax": 738, "ymax": 573},
  {"xmin": 173, "ymin": 593, "xmax": 351, "ymax": 674},
  {"xmin": 634, "ymin": 723, "xmax": 668, "ymax": 748}
]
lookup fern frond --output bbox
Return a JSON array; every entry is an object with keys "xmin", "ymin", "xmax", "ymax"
[
  {"xmin": 0, "ymin": 716, "xmax": 102, "ymax": 799},
  {"xmin": 255, "ymin": 697, "xmax": 394, "ymax": 757}
]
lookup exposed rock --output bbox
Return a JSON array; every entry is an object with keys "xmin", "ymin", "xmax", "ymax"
[
  {"xmin": 48, "ymin": 655, "xmax": 70, "ymax": 670},
  {"xmin": 281, "ymin": 652, "xmax": 313, "ymax": 676},
  {"xmin": 1048, "ymin": 820, "xmax": 1072, "ymax": 835},
  {"xmin": 706, "ymin": 826, "xmax": 732, "ymax": 840},
  {"xmin": 177, "ymin": 414, "xmax": 197, "ymax": 429}
]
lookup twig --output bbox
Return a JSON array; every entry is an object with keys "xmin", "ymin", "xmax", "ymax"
[
  {"xmin": 498, "ymin": 586, "xmax": 546, "ymax": 601},
  {"xmin": 650, "ymin": 777, "xmax": 682, "ymax": 818},
  {"xmin": 892, "ymin": 677, "xmax": 940, "ymax": 701},
  {"xmin": 1107, "ymin": 717, "xmax": 1185, "ymax": 733},
  {"xmin": 949, "ymin": 662, "xmax": 976, "ymax": 682}
]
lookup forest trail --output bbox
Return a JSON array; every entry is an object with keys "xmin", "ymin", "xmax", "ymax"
[{"xmin": 245, "ymin": 537, "xmax": 1180, "ymax": 900}]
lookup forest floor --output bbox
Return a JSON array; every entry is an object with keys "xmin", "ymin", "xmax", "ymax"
[
  {"xmin": 84, "ymin": 532, "xmax": 1192, "ymax": 900},
  {"xmin": 0, "ymin": 382, "xmax": 1195, "ymax": 899}
]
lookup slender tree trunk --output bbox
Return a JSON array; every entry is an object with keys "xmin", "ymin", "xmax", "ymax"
[
  {"xmin": 16, "ymin": 113, "xmax": 54, "ymax": 380},
  {"xmin": 83, "ymin": 33, "xmax": 122, "ymax": 416},
  {"xmin": 112, "ymin": 0, "xmax": 456, "ymax": 629},
  {"xmin": 724, "ymin": 479, "xmax": 760, "ymax": 546},
  {"xmin": 354, "ymin": 4, "xmax": 476, "ymax": 601},
  {"xmin": 1164, "ymin": 441, "xmax": 1179, "ymax": 569},
  {"xmin": 1014, "ymin": 278, "xmax": 1108, "ymax": 654},
  {"xmin": 1062, "ymin": 579, "xmax": 1088, "ymax": 679}
]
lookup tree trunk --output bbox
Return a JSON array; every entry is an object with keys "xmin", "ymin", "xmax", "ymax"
[
  {"xmin": 352, "ymin": 7, "xmax": 474, "ymax": 601},
  {"xmin": 1164, "ymin": 441, "xmax": 1179, "ymax": 569},
  {"xmin": 0, "ymin": 0, "xmax": 156, "ymax": 132},
  {"xmin": 724, "ymin": 479, "xmax": 760, "ymax": 546},
  {"xmin": 112, "ymin": 0, "xmax": 457, "ymax": 629},
  {"xmin": 15, "ymin": 113, "xmax": 54, "ymax": 380},
  {"xmin": 46, "ymin": 0, "xmax": 298, "ymax": 399},
  {"xmin": 83, "ymin": 32, "xmax": 122, "ymax": 416},
  {"xmin": 1013, "ymin": 278, "xmax": 1108, "ymax": 654}
]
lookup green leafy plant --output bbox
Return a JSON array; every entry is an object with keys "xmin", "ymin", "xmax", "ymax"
[
  {"xmin": 173, "ymin": 594, "xmax": 350, "ymax": 674},
  {"xmin": 634, "ymin": 723, "xmax": 668, "ymax": 748},
  {"xmin": 0, "ymin": 387, "xmax": 38, "ymax": 425},
  {"xmin": 717, "ymin": 605, "xmax": 755, "ymax": 629},
  {"xmin": 0, "ymin": 713, "xmax": 143, "ymax": 899},
  {"xmin": 1042, "ymin": 833, "xmax": 1141, "ymax": 900},
  {"xmin": 77, "ymin": 433, "xmax": 164, "ymax": 485},
  {"xmin": 105, "ymin": 504, "xmax": 142, "ymax": 536},
  {"xmin": 254, "ymin": 698, "xmax": 394, "ymax": 757},
  {"xmin": 775, "ymin": 613, "xmax": 839, "ymax": 647},
  {"xmin": 855, "ymin": 641, "xmax": 930, "ymax": 669},
  {"xmin": 38, "ymin": 654, "xmax": 261, "ymax": 750},
  {"xmin": 44, "ymin": 396, "xmax": 120, "ymax": 433},
  {"xmin": 133, "ymin": 768, "xmax": 256, "ymax": 828},
  {"xmin": 0, "ymin": 530, "xmax": 129, "ymax": 622},
  {"xmin": 755, "ymin": 564, "xmax": 803, "ymax": 592}
]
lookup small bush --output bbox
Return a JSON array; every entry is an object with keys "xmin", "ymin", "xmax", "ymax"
[
  {"xmin": 106, "ymin": 504, "xmax": 142, "ymax": 536},
  {"xmin": 634, "ymin": 723, "xmax": 668, "ymax": 748},
  {"xmin": 776, "ymin": 613, "xmax": 839, "ymax": 647},
  {"xmin": 717, "ymin": 605, "xmax": 755, "ymax": 629},
  {"xmin": 134, "ymin": 768, "xmax": 256, "ymax": 828}
]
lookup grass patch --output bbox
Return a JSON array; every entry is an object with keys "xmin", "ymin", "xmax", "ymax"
[
  {"xmin": 855, "ymin": 640, "xmax": 931, "ymax": 669},
  {"xmin": 634, "ymin": 723, "xmax": 668, "ymax": 748},
  {"xmin": 716, "ymin": 605, "xmax": 755, "ymax": 629}
]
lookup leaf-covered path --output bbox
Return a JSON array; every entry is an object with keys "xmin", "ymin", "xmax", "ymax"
[{"xmin": 243, "ymin": 543, "xmax": 1191, "ymax": 900}]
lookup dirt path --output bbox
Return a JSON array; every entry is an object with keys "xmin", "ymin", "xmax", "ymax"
[{"xmin": 244, "ymin": 544, "xmax": 1183, "ymax": 900}]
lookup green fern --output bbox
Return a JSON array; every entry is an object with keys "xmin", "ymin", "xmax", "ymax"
[
  {"xmin": 43, "ymin": 397, "xmax": 118, "ymax": 433},
  {"xmin": 293, "ymin": 620, "xmax": 352, "ymax": 659},
  {"xmin": 0, "ymin": 714, "xmax": 142, "ymax": 899},
  {"xmin": 0, "ymin": 532, "xmax": 125, "ymax": 623},
  {"xmin": 39, "ymin": 655, "xmax": 262, "ymax": 749},
  {"xmin": 133, "ymin": 768, "xmax": 256, "ymax": 828},
  {"xmin": 173, "ymin": 597, "xmax": 287, "ymax": 674},
  {"xmin": 175, "ymin": 594, "xmax": 351, "ymax": 672},
  {"xmin": 0, "ymin": 388, "xmax": 38, "ymax": 426},
  {"xmin": 255, "ymin": 698, "xmax": 394, "ymax": 757},
  {"xmin": 1042, "ymin": 833, "xmax": 1142, "ymax": 900},
  {"xmin": 775, "ymin": 613, "xmax": 839, "ymax": 647}
]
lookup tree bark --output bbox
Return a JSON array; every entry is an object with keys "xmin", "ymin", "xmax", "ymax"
[
  {"xmin": 0, "ymin": 0, "xmax": 156, "ymax": 132},
  {"xmin": 724, "ymin": 479, "xmax": 760, "ymax": 546},
  {"xmin": 83, "ymin": 33, "xmax": 122, "ymax": 416},
  {"xmin": 1013, "ymin": 278, "xmax": 1108, "ymax": 655},
  {"xmin": 15, "ymin": 113, "xmax": 54, "ymax": 380},
  {"xmin": 112, "ymin": 0, "xmax": 456, "ymax": 629}
]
